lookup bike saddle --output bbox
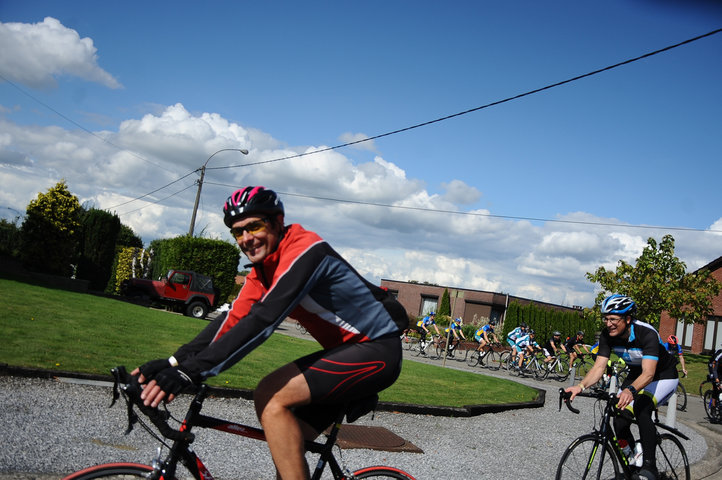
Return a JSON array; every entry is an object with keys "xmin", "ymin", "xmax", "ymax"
[{"xmin": 345, "ymin": 394, "xmax": 379, "ymax": 423}]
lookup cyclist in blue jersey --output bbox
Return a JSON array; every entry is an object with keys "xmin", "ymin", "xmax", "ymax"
[
  {"xmin": 415, "ymin": 312, "xmax": 440, "ymax": 354},
  {"xmin": 514, "ymin": 329, "xmax": 540, "ymax": 371},
  {"xmin": 474, "ymin": 319, "xmax": 499, "ymax": 350},
  {"xmin": 506, "ymin": 322, "xmax": 528, "ymax": 364},
  {"xmin": 566, "ymin": 294, "xmax": 678, "ymax": 480},
  {"xmin": 662, "ymin": 335, "xmax": 687, "ymax": 377},
  {"xmin": 444, "ymin": 317, "xmax": 466, "ymax": 357}
]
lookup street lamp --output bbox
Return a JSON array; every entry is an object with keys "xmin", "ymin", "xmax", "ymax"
[{"xmin": 188, "ymin": 148, "xmax": 248, "ymax": 236}]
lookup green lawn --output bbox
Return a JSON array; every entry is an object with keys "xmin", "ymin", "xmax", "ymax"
[{"xmin": 0, "ymin": 277, "xmax": 538, "ymax": 406}]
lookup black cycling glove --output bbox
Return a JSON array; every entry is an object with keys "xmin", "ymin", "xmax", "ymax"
[
  {"xmin": 138, "ymin": 358, "xmax": 172, "ymax": 381},
  {"xmin": 154, "ymin": 367, "xmax": 194, "ymax": 396}
]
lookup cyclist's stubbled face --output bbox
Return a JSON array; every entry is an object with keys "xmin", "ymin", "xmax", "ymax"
[
  {"xmin": 233, "ymin": 215, "xmax": 283, "ymax": 264},
  {"xmin": 604, "ymin": 315, "xmax": 630, "ymax": 337}
]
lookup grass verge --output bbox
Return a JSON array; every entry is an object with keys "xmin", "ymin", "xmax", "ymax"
[{"xmin": 0, "ymin": 277, "xmax": 538, "ymax": 407}]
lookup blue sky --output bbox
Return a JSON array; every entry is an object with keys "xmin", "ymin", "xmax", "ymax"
[{"xmin": 1, "ymin": 1, "xmax": 721, "ymax": 308}]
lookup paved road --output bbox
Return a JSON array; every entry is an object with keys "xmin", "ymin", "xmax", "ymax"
[{"xmin": 0, "ymin": 322, "xmax": 720, "ymax": 479}]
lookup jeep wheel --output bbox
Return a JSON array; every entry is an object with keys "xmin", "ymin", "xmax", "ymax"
[{"xmin": 186, "ymin": 301, "xmax": 209, "ymax": 319}]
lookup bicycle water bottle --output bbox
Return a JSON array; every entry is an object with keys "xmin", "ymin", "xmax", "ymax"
[{"xmin": 619, "ymin": 439, "xmax": 632, "ymax": 460}]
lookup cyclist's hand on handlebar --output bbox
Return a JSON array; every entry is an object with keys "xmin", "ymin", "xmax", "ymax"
[
  {"xmin": 135, "ymin": 358, "xmax": 172, "ymax": 383},
  {"xmin": 616, "ymin": 387, "xmax": 634, "ymax": 410},
  {"xmin": 140, "ymin": 367, "xmax": 194, "ymax": 407},
  {"xmin": 564, "ymin": 385, "xmax": 582, "ymax": 401}
]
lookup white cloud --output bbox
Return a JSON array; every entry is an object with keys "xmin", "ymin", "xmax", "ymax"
[
  {"xmin": 338, "ymin": 132, "xmax": 377, "ymax": 152},
  {"xmin": 1, "ymin": 104, "xmax": 719, "ymax": 309},
  {"xmin": 441, "ymin": 179, "xmax": 482, "ymax": 205},
  {"xmin": 0, "ymin": 17, "xmax": 121, "ymax": 89}
]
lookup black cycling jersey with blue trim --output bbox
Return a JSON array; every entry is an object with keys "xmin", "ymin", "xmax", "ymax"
[{"xmin": 596, "ymin": 319, "xmax": 677, "ymax": 383}]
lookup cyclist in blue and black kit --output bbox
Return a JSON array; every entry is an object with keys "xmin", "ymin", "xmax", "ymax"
[
  {"xmin": 662, "ymin": 335, "xmax": 687, "ymax": 377},
  {"xmin": 415, "ymin": 312, "xmax": 440, "ymax": 354},
  {"xmin": 444, "ymin": 317, "xmax": 466, "ymax": 357},
  {"xmin": 566, "ymin": 294, "xmax": 678, "ymax": 480},
  {"xmin": 474, "ymin": 319, "xmax": 499, "ymax": 351}
]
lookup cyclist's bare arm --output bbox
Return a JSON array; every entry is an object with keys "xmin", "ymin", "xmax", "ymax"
[{"xmin": 566, "ymin": 354, "xmax": 608, "ymax": 401}]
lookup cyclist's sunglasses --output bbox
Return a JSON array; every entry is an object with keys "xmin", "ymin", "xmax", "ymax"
[{"xmin": 230, "ymin": 218, "xmax": 269, "ymax": 239}]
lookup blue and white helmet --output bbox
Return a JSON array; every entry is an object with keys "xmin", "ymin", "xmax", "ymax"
[{"xmin": 601, "ymin": 294, "xmax": 637, "ymax": 316}]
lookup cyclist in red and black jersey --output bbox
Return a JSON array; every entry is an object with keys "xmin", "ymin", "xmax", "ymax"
[
  {"xmin": 565, "ymin": 295, "xmax": 678, "ymax": 480},
  {"xmin": 133, "ymin": 186, "xmax": 408, "ymax": 480}
]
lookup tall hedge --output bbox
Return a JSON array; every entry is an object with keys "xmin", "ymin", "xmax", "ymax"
[
  {"xmin": 501, "ymin": 301, "xmax": 594, "ymax": 343},
  {"xmin": 148, "ymin": 236, "xmax": 240, "ymax": 302},
  {"xmin": 76, "ymin": 208, "xmax": 121, "ymax": 291}
]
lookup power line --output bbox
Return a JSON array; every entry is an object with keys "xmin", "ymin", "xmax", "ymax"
[
  {"xmin": 116, "ymin": 182, "xmax": 197, "ymax": 216},
  {"xmin": 0, "ymin": 73, "xmax": 174, "ymax": 173},
  {"xmin": 205, "ymin": 181, "xmax": 722, "ymax": 234},
  {"xmin": 209, "ymin": 27, "xmax": 722, "ymax": 172},
  {"xmin": 105, "ymin": 170, "xmax": 198, "ymax": 210}
]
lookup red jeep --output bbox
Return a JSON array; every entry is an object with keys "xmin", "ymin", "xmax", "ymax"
[{"xmin": 121, "ymin": 270, "xmax": 220, "ymax": 319}]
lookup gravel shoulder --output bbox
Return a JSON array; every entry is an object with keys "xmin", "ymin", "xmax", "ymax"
[{"xmin": 0, "ymin": 371, "xmax": 707, "ymax": 479}]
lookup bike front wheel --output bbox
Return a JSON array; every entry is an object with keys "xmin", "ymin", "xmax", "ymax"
[
  {"xmin": 62, "ymin": 463, "xmax": 157, "ymax": 480},
  {"xmin": 555, "ymin": 434, "xmax": 619, "ymax": 480},
  {"xmin": 351, "ymin": 465, "xmax": 417, "ymax": 479},
  {"xmin": 467, "ymin": 349, "xmax": 481, "ymax": 367},
  {"xmin": 656, "ymin": 433, "xmax": 690, "ymax": 480}
]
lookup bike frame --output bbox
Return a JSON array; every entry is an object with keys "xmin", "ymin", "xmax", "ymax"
[{"xmin": 93, "ymin": 367, "xmax": 412, "ymax": 480}]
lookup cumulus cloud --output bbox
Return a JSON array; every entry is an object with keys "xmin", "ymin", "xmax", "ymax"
[
  {"xmin": 1, "ymin": 104, "xmax": 719, "ymax": 308},
  {"xmin": 0, "ymin": 17, "xmax": 121, "ymax": 89},
  {"xmin": 338, "ymin": 132, "xmax": 377, "ymax": 152},
  {"xmin": 441, "ymin": 179, "xmax": 482, "ymax": 205}
]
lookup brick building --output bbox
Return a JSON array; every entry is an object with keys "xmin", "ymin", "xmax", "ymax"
[
  {"xmin": 380, "ymin": 278, "xmax": 582, "ymax": 327},
  {"xmin": 658, "ymin": 255, "xmax": 722, "ymax": 354}
]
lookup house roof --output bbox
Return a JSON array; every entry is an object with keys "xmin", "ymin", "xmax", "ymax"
[{"xmin": 694, "ymin": 255, "xmax": 722, "ymax": 274}]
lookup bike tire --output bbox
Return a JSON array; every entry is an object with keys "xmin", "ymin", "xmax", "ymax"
[
  {"xmin": 412, "ymin": 341, "xmax": 426, "ymax": 357},
  {"xmin": 676, "ymin": 383, "xmax": 687, "ymax": 412},
  {"xmin": 500, "ymin": 351, "xmax": 513, "ymax": 371},
  {"xmin": 467, "ymin": 350, "xmax": 481, "ymax": 367},
  {"xmin": 555, "ymin": 434, "xmax": 619, "ymax": 480},
  {"xmin": 553, "ymin": 359, "xmax": 570, "ymax": 382},
  {"xmin": 62, "ymin": 463, "xmax": 157, "ymax": 480},
  {"xmin": 656, "ymin": 433, "xmax": 690, "ymax": 480},
  {"xmin": 703, "ymin": 389, "xmax": 722, "ymax": 423},
  {"xmin": 351, "ymin": 465, "xmax": 417, "ymax": 479},
  {"xmin": 454, "ymin": 342, "xmax": 468, "ymax": 362},
  {"xmin": 485, "ymin": 350, "xmax": 501, "ymax": 370}
]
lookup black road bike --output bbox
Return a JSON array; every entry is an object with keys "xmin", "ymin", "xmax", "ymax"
[
  {"xmin": 62, "ymin": 367, "xmax": 417, "ymax": 480},
  {"xmin": 556, "ymin": 388, "xmax": 690, "ymax": 480}
]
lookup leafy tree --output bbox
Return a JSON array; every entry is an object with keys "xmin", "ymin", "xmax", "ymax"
[
  {"xmin": 76, "ymin": 208, "xmax": 121, "ymax": 291},
  {"xmin": 586, "ymin": 234, "xmax": 721, "ymax": 326},
  {"xmin": 116, "ymin": 224, "xmax": 143, "ymax": 248},
  {"xmin": 20, "ymin": 181, "xmax": 81, "ymax": 276},
  {"xmin": 438, "ymin": 288, "xmax": 451, "ymax": 316}
]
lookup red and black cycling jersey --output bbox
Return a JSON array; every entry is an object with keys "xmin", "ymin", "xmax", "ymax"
[
  {"xmin": 173, "ymin": 223, "xmax": 408, "ymax": 381},
  {"xmin": 596, "ymin": 319, "xmax": 677, "ymax": 383}
]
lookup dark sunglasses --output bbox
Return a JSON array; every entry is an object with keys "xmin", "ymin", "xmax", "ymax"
[{"xmin": 230, "ymin": 218, "xmax": 269, "ymax": 239}]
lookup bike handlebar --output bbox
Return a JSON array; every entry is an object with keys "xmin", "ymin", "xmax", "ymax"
[
  {"xmin": 111, "ymin": 366, "xmax": 196, "ymax": 443},
  {"xmin": 558, "ymin": 388, "xmax": 580, "ymax": 414}
]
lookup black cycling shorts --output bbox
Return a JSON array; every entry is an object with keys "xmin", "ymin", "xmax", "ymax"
[{"xmin": 293, "ymin": 334, "xmax": 402, "ymax": 433}]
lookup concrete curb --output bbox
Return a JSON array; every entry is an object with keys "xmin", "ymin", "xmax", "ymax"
[{"xmin": 0, "ymin": 363, "xmax": 545, "ymax": 417}]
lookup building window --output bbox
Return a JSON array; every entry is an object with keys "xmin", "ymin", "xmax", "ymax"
[
  {"xmin": 674, "ymin": 319, "xmax": 693, "ymax": 348},
  {"xmin": 420, "ymin": 296, "xmax": 438, "ymax": 315},
  {"xmin": 704, "ymin": 316, "xmax": 722, "ymax": 352}
]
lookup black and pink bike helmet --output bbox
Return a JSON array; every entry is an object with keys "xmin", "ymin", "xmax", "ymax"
[{"xmin": 223, "ymin": 186, "xmax": 284, "ymax": 227}]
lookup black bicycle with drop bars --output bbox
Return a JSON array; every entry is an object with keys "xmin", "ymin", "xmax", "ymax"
[
  {"xmin": 556, "ymin": 388, "xmax": 689, "ymax": 480},
  {"xmin": 62, "ymin": 366, "xmax": 417, "ymax": 480}
]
